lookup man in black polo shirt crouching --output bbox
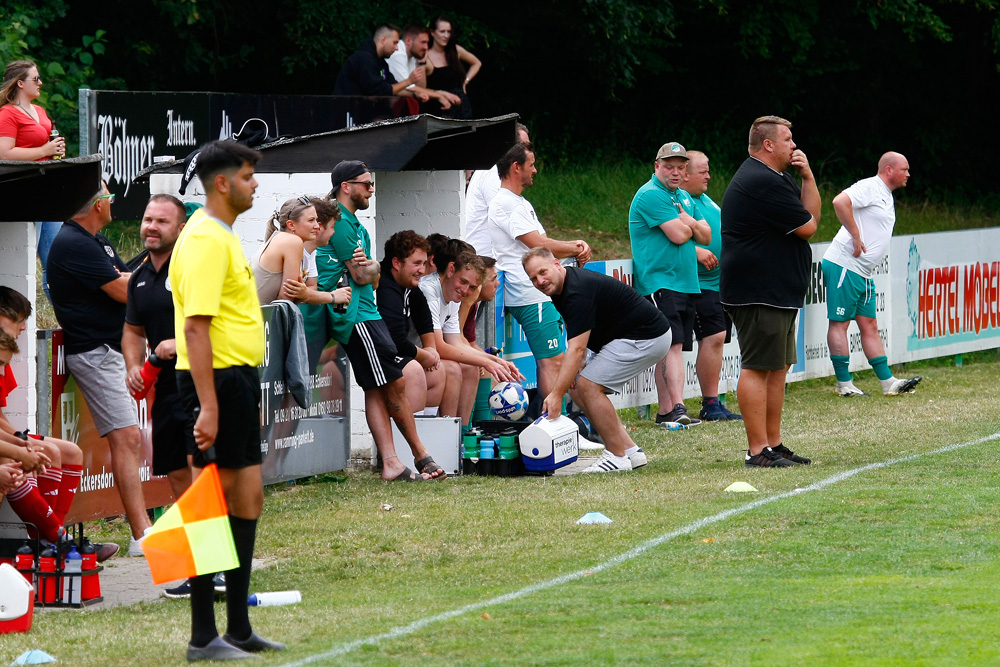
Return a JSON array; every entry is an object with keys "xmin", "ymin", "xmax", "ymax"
[{"xmin": 523, "ymin": 247, "xmax": 672, "ymax": 473}]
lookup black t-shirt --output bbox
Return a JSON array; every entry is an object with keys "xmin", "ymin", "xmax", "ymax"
[
  {"xmin": 125, "ymin": 255, "xmax": 177, "ymax": 395},
  {"xmin": 719, "ymin": 157, "xmax": 813, "ymax": 308},
  {"xmin": 48, "ymin": 220, "xmax": 129, "ymax": 354},
  {"xmin": 333, "ymin": 39, "xmax": 398, "ymax": 96},
  {"xmin": 376, "ymin": 261, "xmax": 433, "ymax": 359},
  {"xmin": 551, "ymin": 267, "xmax": 668, "ymax": 353}
]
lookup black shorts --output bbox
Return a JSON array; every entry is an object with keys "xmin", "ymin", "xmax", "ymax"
[
  {"xmin": 685, "ymin": 290, "xmax": 732, "ymax": 350},
  {"xmin": 176, "ymin": 366, "xmax": 262, "ymax": 469},
  {"xmin": 345, "ymin": 320, "xmax": 405, "ymax": 391},
  {"xmin": 646, "ymin": 289, "xmax": 695, "ymax": 349},
  {"xmin": 728, "ymin": 305, "xmax": 798, "ymax": 371},
  {"xmin": 150, "ymin": 389, "xmax": 196, "ymax": 476}
]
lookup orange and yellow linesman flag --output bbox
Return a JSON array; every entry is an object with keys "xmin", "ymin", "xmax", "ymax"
[{"xmin": 142, "ymin": 463, "xmax": 238, "ymax": 585}]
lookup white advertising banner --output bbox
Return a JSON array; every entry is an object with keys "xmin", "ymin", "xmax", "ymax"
[{"xmin": 891, "ymin": 229, "xmax": 1000, "ymax": 362}]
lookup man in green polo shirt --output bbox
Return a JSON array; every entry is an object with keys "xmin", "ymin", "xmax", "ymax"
[
  {"xmin": 628, "ymin": 142, "xmax": 711, "ymax": 426},
  {"xmin": 684, "ymin": 150, "xmax": 742, "ymax": 421},
  {"xmin": 317, "ymin": 160, "xmax": 446, "ymax": 482}
]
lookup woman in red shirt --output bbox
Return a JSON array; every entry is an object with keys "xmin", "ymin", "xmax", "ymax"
[
  {"xmin": 0, "ymin": 60, "xmax": 65, "ymax": 160},
  {"xmin": 1, "ymin": 60, "xmax": 68, "ymax": 302}
]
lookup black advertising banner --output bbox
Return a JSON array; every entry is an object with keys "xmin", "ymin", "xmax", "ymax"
[{"xmin": 80, "ymin": 90, "xmax": 409, "ymax": 219}]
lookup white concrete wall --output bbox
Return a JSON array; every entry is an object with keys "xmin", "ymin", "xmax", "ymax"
[
  {"xmin": 0, "ymin": 222, "xmax": 38, "ymax": 430},
  {"xmin": 150, "ymin": 169, "xmax": 466, "ymax": 462}
]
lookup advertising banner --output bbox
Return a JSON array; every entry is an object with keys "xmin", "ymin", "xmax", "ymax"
[
  {"xmin": 81, "ymin": 90, "xmax": 410, "ymax": 219},
  {"xmin": 892, "ymin": 229, "xmax": 1000, "ymax": 361},
  {"xmin": 59, "ymin": 305, "xmax": 350, "ymax": 524}
]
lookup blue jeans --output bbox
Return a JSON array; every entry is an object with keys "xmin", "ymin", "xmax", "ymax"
[{"xmin": 36, "ymin": 220, "xmax": 62, "ymax": 302}]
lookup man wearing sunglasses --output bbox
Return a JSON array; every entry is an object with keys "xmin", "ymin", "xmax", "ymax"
[{"xmin": 48, "ymin": 182, "xmax": 153, "ymax": 549}]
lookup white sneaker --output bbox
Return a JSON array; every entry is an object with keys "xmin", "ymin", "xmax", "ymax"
[
  {"xmin": 625, "ymin": 446, "xmax": 647, "ymax": 469},
  {"xmin": 835, "ymin": 381, "xmax": 869, "ymax": 397},
  {"xmin": 581, "ymin": 450, "xmax": 633, "ymax": 473},
  {"xmin": 128, "ymin": 526, "xmax": 153, "ymax": 557},
  {"xmin": 882, "ymin": 376, "xmax": 922, "ymax": 396},
  {"xmin": 578, "ymin": 434, "xmax": 604, "ymax": 450}
]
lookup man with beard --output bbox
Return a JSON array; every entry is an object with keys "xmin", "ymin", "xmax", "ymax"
[
  {"xmin": 317, "ymin": 160, "xmax": 445, "ymax": 481},
  {"xmin": 170, "ymin": 140, "xmax": 285, "ymax": 659}
]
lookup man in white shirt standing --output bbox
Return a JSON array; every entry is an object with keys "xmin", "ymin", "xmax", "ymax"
[
  {"xmin": 488, "ymin": 141, "xmax": 591, "ymax": 397},
  {"xmin": 822, "ymin": 151, "xmax": 922, "ymax": 397},
  {"xmin": 464, "ymin": 123, "xmax": 530, "ymax": 257},
  {"xmin": 386, "ymin": 25, "xmax": 462, "ymax": 111}
]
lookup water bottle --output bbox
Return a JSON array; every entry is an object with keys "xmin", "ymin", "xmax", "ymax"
[
  {"xmin": 719, "ymin": 376, "xmax": 729, "ymax": 407},
  {"xmin": 333, "ymin": 272, "xmax": 350, "ymax": 313},
  {"xmin": 461, "ymin": 429, "xmax": 479, "ymax": 475},
  {"xmin": 131, "ymin": 353, "xmax": 166, "ymax": 401},
  {"xmin": 38, "ymin": 545, "xmax": 57, "ymax": 603},
  {"xmin": 247, "ymin": 590, "xmax": 302, "ymax": 606},
  {"xmin": 15, "ymin": 541, "xmax": 34, "ymax": 585},
  {"xmin": 477, "ymin": 435, "xmax": 496, "ymax": 476},
  {"xmin": 80, "ymin": 538, "xmax": 100, "ymax": 600},
  {"xmin": 61, "ymin": 545, "xmax": 82, "ymax": 604}
]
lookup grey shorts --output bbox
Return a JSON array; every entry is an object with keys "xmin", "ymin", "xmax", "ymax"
[
  {"xmin": 581, "ymin": 331, "xmax": 673, "ymax": 393},
  {"xmin": 66, "ymin": 346, "xmax": 138, "ymax": 437}
]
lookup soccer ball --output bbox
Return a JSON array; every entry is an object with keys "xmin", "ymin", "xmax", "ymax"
[{"xmin": 489, "ymin": 382, "xmax": 529, "ymax": 421}]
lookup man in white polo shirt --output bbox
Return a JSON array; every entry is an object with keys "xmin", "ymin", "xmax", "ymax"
[{"xmin": 822, "ymin": 151, "xmax": 922, "ymax": 397}]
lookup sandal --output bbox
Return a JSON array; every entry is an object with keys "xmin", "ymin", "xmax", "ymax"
[
  {"xmin": 414, "ymin": 456, "xmax": 447, "ymax": 480},
  {"xmin": 388, "ymin": 466, "xmax": 423, "ymax": 482}
]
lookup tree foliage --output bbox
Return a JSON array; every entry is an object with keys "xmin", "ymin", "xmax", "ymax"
[{"xmin": 5, "ymin": 0, "xmax": 1000, "ymax": 199}]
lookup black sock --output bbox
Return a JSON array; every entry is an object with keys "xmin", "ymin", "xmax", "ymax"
[
  {"xmin": 225, "ymin": 515, "xmax": 257, "ymax": 640},
  {"xmin": 190, "ymin": 574, "xmax": 217, "ymax": 647}
]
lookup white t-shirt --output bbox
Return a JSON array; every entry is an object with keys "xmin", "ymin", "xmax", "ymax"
[
  {"xmin": 302, "ymin": 248, "xmax": 318, "ymax": 280},
  {"xmin": 386, "ymin": 41, "xmax": 416, "ymax": 89},
  {"xmin": 824, "ymin": 175, "xmax": 895, "ymax": 278},
  {"xmin": 464, "ymin": 166, "xmax": 500, "ymax": 256},
  {"xmin": 488, "ymin": 187, "xmax": 549, "ymax": 307},
  {"xmin": 418, "ymin": 274, "xmax": 460, "ymax": 334}
]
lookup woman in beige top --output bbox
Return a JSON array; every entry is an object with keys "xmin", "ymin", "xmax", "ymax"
[{"xmin": 252, "ymin": 196, "xmax": 351, "ymax": 306}]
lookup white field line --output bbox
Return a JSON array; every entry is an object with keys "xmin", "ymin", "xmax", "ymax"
[{"xmin": 278, "ymin": 431, "xmax": 1000, "ymax": 666}]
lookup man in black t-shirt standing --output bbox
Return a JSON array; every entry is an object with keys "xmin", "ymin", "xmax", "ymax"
[
  {"xmin": 122, "ymin": 195, "xmax": 191, "ymax": 498},
  {"xmin": 48, "ymin": 182, "xmax": 152, "ymax": 552},
  {"xmin": 720, "ymin": 116, "xmax": 820, "ymax": 468},
  {"xmin": 523, "ymin": 248, "xmax": 672, "ymax": 473}
]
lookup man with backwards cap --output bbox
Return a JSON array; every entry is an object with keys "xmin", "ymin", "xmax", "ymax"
[
  {"xmin": 628, "ymin": 142, "xmax": 711, "ymax": 427},
  {"xmin": 316, "ymin": 160, "xmax": 446, "ymax": 482}
]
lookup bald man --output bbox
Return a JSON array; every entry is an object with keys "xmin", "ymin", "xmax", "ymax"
[{"xmin": 822, "ymin": 151, "xmax": 922, "ymax": 397}]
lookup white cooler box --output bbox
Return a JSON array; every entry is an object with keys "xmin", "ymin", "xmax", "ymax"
[
  {"xmin": 520, "ymin": 415, "xmax": 579, "ymax": 472},
  {"xmin": 381, "ymin": 416, "xmax": 462, "ymax": 476}
]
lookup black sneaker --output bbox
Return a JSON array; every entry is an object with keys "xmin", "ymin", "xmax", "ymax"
[
  {"xmin": 657, "ymin": 403, "xmax": 702, "ymax": 426},
  {"xmin": 773, "ymin": 443, "xmax": 811, "ymax": 465},
  {"xmin": 745, "ymin": 447, "xmax": 799, "ymax": 468},
  {"xmin": 213, "ymin": 572, "xmax": 227, "ymax": 594},
  {"xmin": 161, "ymin": 580, "xmax": 192, "ymax": 599}
]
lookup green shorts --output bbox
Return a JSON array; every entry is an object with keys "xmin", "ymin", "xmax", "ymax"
[
  {"xmin": 508, "ymin": 302, "xmax": 566, "ymax": 359},
  {"xmin": 822, "ymin": 259, "xmax": 876, "ymax": 321},
  {"xmin": 728, "ymin": 305, "xmax": 798, "ymax": 371}
]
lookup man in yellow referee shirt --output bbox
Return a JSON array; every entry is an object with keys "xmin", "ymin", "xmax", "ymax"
[{"xmin": 170, "ymin": 141, "xmax": 285, "ymax": 661}]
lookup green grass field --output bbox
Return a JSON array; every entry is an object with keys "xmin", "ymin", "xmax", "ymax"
[{"xmin": 4, "ymin": 356, "xmax": 1000, "ymax": 665}]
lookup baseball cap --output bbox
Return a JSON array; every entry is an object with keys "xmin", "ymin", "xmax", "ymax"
[
  {"xmin": 655, "ymin": 142, "xmax": 688, "ymax": 161},
  {"xmin": 329, "ymin": 160, "xmax": 370, "ymax": 195}
]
